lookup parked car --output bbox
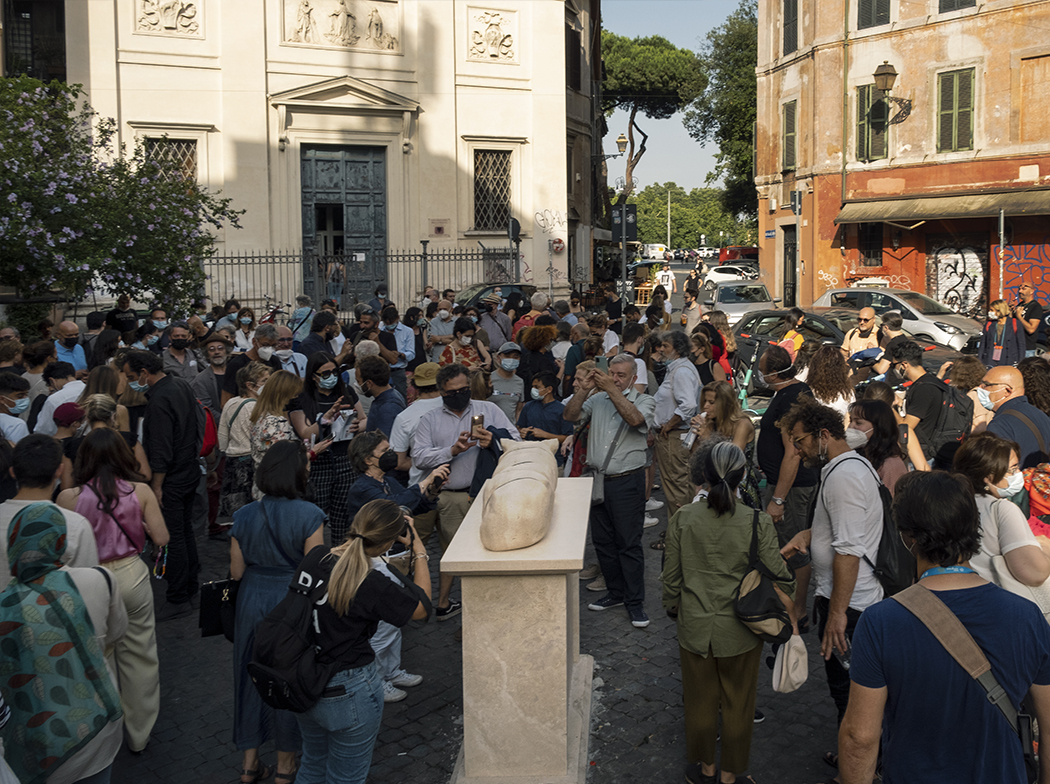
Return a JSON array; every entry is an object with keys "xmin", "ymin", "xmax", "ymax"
[
  {"xmin": 459, "ymin": 282, "xmax": 537, "ymax": 310},
  {"xmin": 734, "ymin": 307, "xmax": 965, "ymax": 395},
  {"xmin": 812, "ymin": 286, "xmax": 981, "ymax": 352},
  {"xmin": 702, "ymin": 264, "xmax": 759, "ymax": 287},
  {"xmin": 718, "ymin": 245, "xmax": 760, "ymax": 264},
  {"xmin": 701, "ymin": 281, "xmax": 778, "ymax": 326}
]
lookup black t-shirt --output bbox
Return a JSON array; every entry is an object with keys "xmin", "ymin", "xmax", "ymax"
[
  {"xmin": 1022, "ymin": 300, "xmax": 1044, "ymax": 351},
  {"xmin": 223, "ymin": 352, "xmax": 283, "ymax": 396},
  {"xmin": 345, "ymin": 324, "xmax": 397, "ymax": 355},
  {"xmin": 105, "ymin": 307, "xmax": 139, "ymax": 336},
  {"xmin": 297, "ymin": 386, "xmax": 359, "ymax": 427},
  {"xmin": 307, "ymin": 546, "xmax": 420, "ymax": 670},
  {"xmin": 758, "ymin": 381, "xmax": 820, "ymax": 487},
  {"xmin": 904, "ymin": 373, "xmax": 944, "ymax": 456},
  {"xmin": 605, "ymin": 298, "xmax": 623, "ymax": 334},
  {"xmin": 299, "ymin": 332, "xmax": 333, "ymax": 360}
]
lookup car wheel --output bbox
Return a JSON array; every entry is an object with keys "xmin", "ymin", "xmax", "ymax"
[{"xmin": 915, "ymin": 334, "xmax": 935, "ymax": 342}]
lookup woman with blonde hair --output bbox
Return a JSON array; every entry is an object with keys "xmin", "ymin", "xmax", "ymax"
[
  {"xmin": 79, "ymin": 364, "xmax": 132, "ymax": 431},
  {"xmin": 249, "ymin": 370, "xmax": 307, "ymax": 466},
  {"xmin": 690, "ymin": 380, "xmax": 760, "ymax": 509},
  {"xmin": 62, "ymin": 392, "xmax": 151, "ymax": 486},
  {"xmin": 469, "ymin": 368, "xmax": 493, "ymax": 401},
  {"xmin": 978, "ymin": 298, "xmax": 1025, "ymax": 368},
  {"xmin": 219, "ymin": 361, "xmax": 271, "ymax": 519},
  {"xmin": 294, "ymin": 499, "xmax": 431, "ymax": 782}
]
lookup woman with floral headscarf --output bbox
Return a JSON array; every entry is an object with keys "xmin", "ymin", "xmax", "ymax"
[{"xmin": 0, "ymin": 502, "xmax": 127, "ymax": 784}]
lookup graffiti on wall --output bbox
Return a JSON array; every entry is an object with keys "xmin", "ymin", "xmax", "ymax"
[
  {"xmin": 925, "ymin": 236, "xmax": 987, "ymax": 319},
  {"xmin": 534, "ymin": 209, "xmax": 567, "ymax": 235},
  {"xmin": 1002, "ymin": 240, "xmax": 1050, "ymax": 301}
]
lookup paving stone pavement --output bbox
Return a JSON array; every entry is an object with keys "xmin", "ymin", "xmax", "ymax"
[{"xmin": 112, "ymin": 488, "xmax": 843, "ymax": 784}]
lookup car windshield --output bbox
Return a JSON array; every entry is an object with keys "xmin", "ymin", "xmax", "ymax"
[
  {"xmin": 457, "ymin": 284, "xmax": 490, "ymax": 303},
  {"xmin": 895, "ymin": 291, "xmax": 955, "ymax": 315},
  {"xmin": 718, "ymin": 285, "xmax": 771, "ymax": 304}
]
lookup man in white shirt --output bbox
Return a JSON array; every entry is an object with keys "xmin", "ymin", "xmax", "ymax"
[
  {"xmin": 779, "ymin": 395, "xmax": 883, "ymax": 734},
  {"xmin": 275, "ymin": 325, "xmax": 308, "ymax": 377},
  {"xmin": 656, "ymin": 262, "xmax": 676, "ymax": 294},
  {"xmin": 0, "ymin": 372, "xmax": 30, "ymax": 444},
  {"xmin": 586, "ymin": 314, "xmax": 620, "ymax": 357},
  {"xmin": 34, "ymin": 362, "xmax": 86, "ymax": 437},
  {"xmin": 0, "ymin": 434, "xmax": 99, "ymax": 590}
]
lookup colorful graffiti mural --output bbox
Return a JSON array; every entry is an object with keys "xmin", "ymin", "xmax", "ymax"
[{"xmin": 1001, "ymin": 239, "xmax": 1050, "ymax": 301}]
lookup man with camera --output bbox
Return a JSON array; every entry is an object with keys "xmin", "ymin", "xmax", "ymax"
[{"xmin": 413, "ymin": 363, "xmax": 519, "ymax": 620}]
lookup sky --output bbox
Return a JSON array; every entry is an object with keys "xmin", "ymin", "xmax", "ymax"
[{"xmin": 599, "ymin": 0, "xmax": 741, "ymax": 191}]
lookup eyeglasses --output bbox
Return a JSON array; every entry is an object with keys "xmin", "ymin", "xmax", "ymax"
[
  {"xmin": 277, "ymin": 337, "xmax": 293, "ymax": 344},
  {"xmin": 979, "ymin": 380, "xmax": 1008, "ymax": 389},
  {"xmin": 858, "ymin": 317, "xmax": 875, "ymax": 324},
  {"xmin": 316, "ymin": 370, "xmax": 338, "ymax": 379},
  {"xmin": 791, "ymin": 432, "xmax": 814, "ymax": 448}
]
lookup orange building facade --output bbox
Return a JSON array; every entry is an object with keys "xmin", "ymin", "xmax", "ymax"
[{"xmin": 755, "ymin": 0, "xmax": 1050, "ymax": 314}]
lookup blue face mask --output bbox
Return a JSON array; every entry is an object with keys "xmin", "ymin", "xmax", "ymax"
[
  {"xmin": 469, "ymin": 315, "xmax": 478, "ymax": 324},
  {"xmin": 530, "ymin": 387, "xmax": 544, "ymax": 401},
  {"xmin": 4, "ymin": 396, "xmax": 29, "ymax": 416},
  {"xmin": 153, "ymin": 320, "xmax": 168, "ymax": 330},
  {"xmin": 318, "ymin": 374, "xmax": 339, "ymax": 390},
  {"xmin": 417, "ymin": 318, "xmax": 428, "ymax": 328},
  {"xmin": 129, "ymin": 379, "xmax": 149, "ymax": 393},
  {"xmin": 146, "ymin": 335, "xmax": 160, "ymax": 346},
  {"xmin": 501, "ymin": 358, "xmax": 519, "ymax": 371},
  {"xmin": 240, "ymin": 317, "xmax": 252, "ymax": 325},
  {"xmin": 383, "ymin": 323, "xmax": 398, "ymax": 331}
]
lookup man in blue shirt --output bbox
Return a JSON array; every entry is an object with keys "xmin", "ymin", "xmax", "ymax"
[
  {"xmin": 982, "ymin": 365, "xmax": 1050, "ymax": 469},
  {"xmin": 517, "ymin": 371, "xmax": 573, "ymax": 464},
  {"xmin": 380, "ymin": 305, "xmax": 415, "ymax": 401},
  {"xmin": 275, "ymin": 325, "xmax": 308, "ymax": 377},
  {"xmin": 54, "ymin": 321, "xmax": 87, "ymax": 378},
  {"xmin": 357, "ymin": 355, "xmax": 405, "ymax": 438}
]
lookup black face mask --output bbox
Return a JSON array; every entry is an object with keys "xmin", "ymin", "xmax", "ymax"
[
  {"xmin": 62, "ymin": 337, "xmax": 79, "ymax": 349},
  {"xmin": 170, "ymin": 338, "xmax": 189, "ymax": 350},
  {"xmin": 377, "ymin": 450, "xmax": 398, "ymax": 473},
  {"xmin": 443, "ymin": 388, "xmax": 471, "ymax": 412}
]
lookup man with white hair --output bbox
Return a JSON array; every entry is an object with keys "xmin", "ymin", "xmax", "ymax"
[
  {"xmin": 353, "ymin": 339, "xmax": 381, "ymax": 417},
  {"xmin": 428, "ymin": 299, "xmax": 456, "ymax": 363},
  {"xmin": 512, "ymin": 292, "xmax": 551, "ymax": 339}
]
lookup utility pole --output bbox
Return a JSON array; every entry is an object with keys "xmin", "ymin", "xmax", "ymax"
[{"xmin": 666, "ymin": 189, "xmax": 671, "ymax": 248}]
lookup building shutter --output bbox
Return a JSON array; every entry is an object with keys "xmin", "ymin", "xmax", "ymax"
[
  {"xmin": 783, "ymin": 101, "xmax": 797, "ymax": 171},
  {"xmin": 875, "ymin": 0, "xmax": 890, "ymax": 25},
  {"xmin": 857, "ymin": 86, "xmax": 870, "ymax": 161},
  {"xmin": 937, "ymin": 72, "xmax": 955, "ymax": 152},
  {"xmin": 858, "ymin": 0, "xmax": 874, "ymax": 28},
  {"xmin": 870, "ymin": 89, "xmax": 888, "ymax": 159},
  {"xmin": 956, "ymin": 69, "xmax": 974, "ymax": 150},
  {"xmin": 783, "ymin": 0, "xmax": 798, "ymax": 55}
]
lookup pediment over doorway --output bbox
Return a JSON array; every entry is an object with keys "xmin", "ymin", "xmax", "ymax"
[{"xmin": 269, "ymin": 75, "xmax": 419, "ymax": 115}]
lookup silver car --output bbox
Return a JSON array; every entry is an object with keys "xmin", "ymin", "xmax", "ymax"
[
  {"xmin": 812, "ymin": 287, "xmax": 981, "ymax": 351},
  {"xmin": 702, "ymin": 281, "xmax": 778, "ymax": 326}
]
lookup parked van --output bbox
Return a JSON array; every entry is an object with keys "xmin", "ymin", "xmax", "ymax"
[{"xmin": 644, "ymin": 244, "xmax": 667, "ymax": 260}]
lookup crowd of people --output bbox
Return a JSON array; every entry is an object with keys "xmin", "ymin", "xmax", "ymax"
[{"xmin": 3, "ymin": 279, "xmax": 1050, "ymax": 784}]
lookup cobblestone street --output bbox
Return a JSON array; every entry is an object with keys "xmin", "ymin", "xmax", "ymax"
[{"xmin": 113, "ymin": 482, "xmax": 843, "ymax": 784}]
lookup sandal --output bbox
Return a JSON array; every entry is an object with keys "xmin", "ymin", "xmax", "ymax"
[
  {"xmin": 684, "ymin": 762, "xmax": 717, "ymax": 784},
  {"xmin": 275, "ymin": 770, "xmax": 297, "ymax": 784},
  {"xmin": 650, "ymin": 531, "xmax": 666, "ymax": 550},
  {"xmin": 822, "ymin": 751, "xmax": 839, "ymax": 769},
  {"xmin": 241, "ymin": 763, "xmax": 273, "ymax": 784}
]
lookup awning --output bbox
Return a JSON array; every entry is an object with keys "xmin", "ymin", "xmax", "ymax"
[{"xmin": 834, "ymin": 189, "xmax": 1050, "ymax": 225}]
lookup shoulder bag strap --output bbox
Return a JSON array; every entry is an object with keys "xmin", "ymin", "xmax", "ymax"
[
  {"xmin": 817, "ymin": 457, "xmax": 883, "ymax": 573},
  {"xmin": 90, "ymin": 482, "xmax": 141, "ymax": 551},
  {"xmin": 1001, "ymin": 409, "xmax": 1048, "ymax": 455},
  {"xmin": 893, "ymin": 584, "xmax": 1020, "ymax": 735},
  {"xmin": 598, "ymin": 420, "xmax": 630, "ymax": 473},
  {"xmin": 259, "ymin": 501, "xmax": 301, "ymax": 569},
  {"xmin": 291, "ymin": 308, "xmax": 314, "ymax": 334}
]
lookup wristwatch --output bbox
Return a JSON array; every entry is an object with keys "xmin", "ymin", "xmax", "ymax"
[{"xmin": 772, "ymin": 497, "xmax": 785, "ymax": 506}]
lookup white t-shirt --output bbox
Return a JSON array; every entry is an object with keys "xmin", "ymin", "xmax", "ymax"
[
  {"xmin": 810, "ymin": 452, "xmax": 884, "ymax": 611},
  {"xmin": 971, "ymin": 495, "xmax": 1042, "ymax": 582},
  {"xmin": 816, "ymin": 391, "xmax": 854, "ymax": 424},
  {"xmin": 389, "ymin": 397, "xmax": 444, "ymax": 486},
  {"xmin": 0, "ymin": 412, "xmax": 29, "ymax": 444},
  {"xmin": 656, "ymin": 270, "xmax": 675, "ymax": 290},
  {"xmin": 601, "ymin": 330, "xmax": 620, "ymax": 354},
  {"xmin": 0, "ymin": 500, "xmax": 100, "ymax": 591},
  {"xmin": 34, "ymin": 379, "xmax": 87, "ymax": 437}
]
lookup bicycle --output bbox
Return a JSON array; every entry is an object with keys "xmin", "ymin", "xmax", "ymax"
[{"xmin": 258, "ymin": 294, "xmax": 289, "ymax": 325}]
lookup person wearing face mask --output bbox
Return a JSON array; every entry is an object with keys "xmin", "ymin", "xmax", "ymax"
[
  {"xmin": 778, "ymin": 395, "xmax": 884, "ymax": 759},
  {"xmin": 428, "ymin": 299, "xmax": 457, "ymax": 363},
  {"xmin": 54, "ymin": 320, "xmax": 88, "ymax": 378},
  {"xmin": 367, "ymin": 283, "xmax": 391, "ymax": 314},
  {"xmin": 981, "ymin": 364, "xmax": 1050, "ymax": 469},
  {"xmin": 379, "ymin": 305, "xmax": 415, "ymax": 401},
  {"xmin": 755, "ymin": 345, "xmax": 819, "ymax": 627},
  {"xmin": 847, "ymin": 399, "xmax": 908, "ymax": 495},
  {"xmin": 953, "ymin": 432, "xmax": 1050, "ymax": 588},
  {"xmin": 414, "ymin": 363, "xmax": 520, "ymax": 619},
  {"xmin": 0, "ymin": 372, "xmax": 31, "ymax": 443},
  {"xmin": 161, "ymin": 320, "xmax": 203, "ymax": 382},
  {"xmin": 132, "ymin": 321, "xmax": 160, "ymax": 351},
  {"xmin": 978, "ymin": 298, "xmax": 1027, "ymax": 368},
  {"xmin": 218, "ymin": 362, "xmax": 271, "ymax": 522},
  {"xmin": 148, "ymin": 308, "xmax": 171, "ymax": 353},
  {"xmin": 33, "ymin": 362, "xmax": 86, "ymax": 438},
  {"xmin": 222, "ymin": 323, "xmax": 283, "ymax": 408},
  {"xmin": 234, "ymin": 308, "xmax": 257, "ymax": 352},
  {"xmin": 402, "ymin": 306, "xmax": 429, "ymax": 381},
  {"xmin": 122, "ymin": 349, "xmax": 206, "ymax": 620},
  {"xmin": 489, "ymin": 342, "xmax": 525, "ymax": 422},
  {"xmin": 356, "ymin": 355, "xmax": 405, "ymax": 439},
  {"xmin": 438, "ymin": 317, "xmax": 491, "ymax": 372},
  {"xmin": 273, "ymin": 325, "xmax": 307, "ymax": 378},
  {"xmin": 516, "ymin": 371, "xmax": 573, "ymax": 465}
]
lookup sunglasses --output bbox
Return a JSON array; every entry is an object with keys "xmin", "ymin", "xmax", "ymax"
[{"xmin": 316, "ymin": 370, "xmax": 338, "ymax": 379}]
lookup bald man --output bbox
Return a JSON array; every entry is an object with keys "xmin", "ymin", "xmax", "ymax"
[
  {"xmin": 983, "ymin": 364, "xmax": 1050, "ymax": 468},
  {"xmin": 841, "ymin": 307, "xmax": 880, "ymax": 358},
  {"xmin": 53, "ymin": 320, "xmax": 88, "ymax": 378}
]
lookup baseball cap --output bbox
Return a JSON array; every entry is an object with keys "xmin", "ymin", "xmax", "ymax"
[
  {"xmin": 53, "ymin": 402, "xmax": 85, "ymax": 428},
  {"xmin": 497, "ymin": 342, "xmax": 522, "ymax": 355},
  {"xmin": 413, "ymin": 363, "xmax": 439, "ymax": 387}
]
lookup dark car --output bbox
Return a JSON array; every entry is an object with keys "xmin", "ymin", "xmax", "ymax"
[
  {"xmin": 459, "ymin": 282, "xmax": 538, "ymax": 310},
  {"xmin": 733, "ymin": 307, "xmax": 964, "ymax": 396}
]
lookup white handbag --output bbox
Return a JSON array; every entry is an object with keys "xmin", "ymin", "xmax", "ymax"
[{"xmin": 772, "ymin": 633, "xmax": 808, "ymax": 693}]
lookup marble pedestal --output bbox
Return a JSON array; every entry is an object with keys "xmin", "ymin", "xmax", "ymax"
[{"xmin": 443, "ymin": 478, "xmax": 594, "ymax": 784}]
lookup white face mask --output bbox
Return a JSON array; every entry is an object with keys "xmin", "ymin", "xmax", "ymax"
[
  {"xmin": 988, "ymin": 311, "xmax": 999, "ymax": 321},
  {"xmin": 256, "ymin": 346, "xmax": 274, "ymax": 361},
  {"xmin": 459, "ymin": 335, "xmax": 473, "ymax": 346},
  {"xmin": 995, "ymin": 471, "xmax": 1025, "ymax": 499},
  {"xmin": 438, "ymin": 310, "xmax": 450, "ymax": 320},
  {"xmin": 275, "ymin": 349, "xmax": 294, "ymax": 361},
  {"xmin": 844, "ymin": 426, "xmax": 870, "ymax": 450}
]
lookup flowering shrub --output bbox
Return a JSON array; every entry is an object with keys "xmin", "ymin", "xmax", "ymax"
[{"xmin": 0, "ymin": 76, "xmax": 243, "ymax": 312}]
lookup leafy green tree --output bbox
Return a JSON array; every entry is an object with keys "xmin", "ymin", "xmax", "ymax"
[
  {"xmin": 683, "ymin": 0, "xmax": 758, "ymax": 219},
  {"xmin": 601, "ymin": 32, "xmax": 705, "ymax": 211},
  {"xmin": 631, "ymin": 183, "xmax": 756, "ymax": 248},
  {"xmin": 0, "ymin": 77, "xmax": 243, "ymax": 312}
]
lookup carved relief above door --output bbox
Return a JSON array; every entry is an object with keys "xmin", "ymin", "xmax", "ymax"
[{"xmin": 283, "ymin": 0, "xmax": 400, "ymax": 52}]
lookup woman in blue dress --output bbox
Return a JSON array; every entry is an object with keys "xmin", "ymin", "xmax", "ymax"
[{"xmin": 231, "ymin": 440, "xmax": 327, "ymax": 784}]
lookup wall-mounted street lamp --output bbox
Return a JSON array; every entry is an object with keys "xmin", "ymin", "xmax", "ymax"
[
  {"xmin": 594, "ymin": 133, "xmax": 629, "ymax": 162},
  {"xmin": 873, "ymin": 61, "xmax": 912, "ymax": 126}
]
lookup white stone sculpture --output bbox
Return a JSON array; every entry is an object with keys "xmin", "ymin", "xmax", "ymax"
[
  {"xmin": 480, "ymin": 439, "xmax": 558, "ymax": 552},
  {"xmin": 468, "ymin": 10, "xmax": 516, "ymax": 62}
]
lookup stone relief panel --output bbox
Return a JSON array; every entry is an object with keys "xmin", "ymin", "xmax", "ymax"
[
  {"xmin": 284, "ymin": 0, "xmax": 400, "ymax": 52},
  {"xmin": 467, "ymin": 8, "xmax": 517, "ymax": 63},
  {"xmin": 136, "ymin": 0, "xmax": 201, "ymax": 36}
]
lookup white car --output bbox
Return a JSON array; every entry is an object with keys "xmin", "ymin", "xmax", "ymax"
[
  {"xmin": 702, "ymin": 264, "xmax": 759, "ymax": 288},
  {"xmin": 702, "ymin": 281, "xmax": 778, "ymax": 326}
]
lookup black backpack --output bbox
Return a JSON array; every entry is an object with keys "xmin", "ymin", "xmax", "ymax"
[
  {"xmin": 914, "ymin": 376, "xmax": 973, "ymax": 466},
  {"xmin": 820, "ymin": 456, "xmax": 915, "ymax": 597},
  {"xmin": 248, "ymin": 549, "xmax": 337, "ymax": 714}
]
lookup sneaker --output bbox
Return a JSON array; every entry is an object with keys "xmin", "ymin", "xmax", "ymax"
[
  {"xmin": 628, "ymin": 606, "xmax": 650, "ymax": 628},
  {"xmin": 753, "ymin": 709, "xmax": 765, "ymax": 724},
  {"xmin": 645, "ymin": 498, "xmax": 665, "ymax": 511},
  {"xmin": 586, "ymin": 576, "xmax": 607, "ymax": 592},
  {"xmin": 435, "ymin": 600, "xmax": 462, "ymax": 621},
  {"xmin": 652, "ymin": 483, "xmax": 661, "ymax": 491},
  {"xmin": 643, "ymin": 514, "xmax": 659, "ymax": 528},
  {"xmin": 578, "ymin": 563, "xmax": 601, "ymax": 581},
  {"xmin": 383, "ymin": 681, "xmax": 407, "ymax": 703},
  {"xmin": 390, "ymin": 669, "xmax": 423, "ymax": 688},
  {"xmin": 587, "ymin": 595, "xmax": 624, "ymax": 612}
]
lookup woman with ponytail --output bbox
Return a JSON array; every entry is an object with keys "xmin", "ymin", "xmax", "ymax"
[
  {"xmin": 295, "ymin": 499, "xmax": 431, "ymax": 783},
  {"xmin": 662, "ymin": 441, "xmax": 795, "ymax": 784}
]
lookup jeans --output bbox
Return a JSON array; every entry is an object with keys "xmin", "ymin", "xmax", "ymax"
[
  {"xmin": 590, "ymin": 469, "xmax": 646, "ymax": 608},
  {"xmin": 814, "ymin": 595, "xmax": 863, "ymax": 725},
  {"xmin": 1027, "ymin": 349, "xmax": 1040, "ymax": 359},
  {"xmin": 161, "ymin": 478, "xmax": 200, "ymax": 604},
  {"xmin": 296, "ymin": 661, "xmax": 384, "ymax": 784}
]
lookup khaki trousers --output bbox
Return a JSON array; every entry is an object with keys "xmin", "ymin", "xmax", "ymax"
[
  {"xmin": 436, "ymin": 491, "xmax": 473, "ymax": 552},
  {"xmin": 105, "ymin": 555, "xmax": 160, "ymax": 752},
  {"xmin": 680, "ymin": 643, "xmax": 762, "ymax": 775},
  {"xmin": 655, "ymin": 430, "xmax": 693, "ymax": 519}
]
